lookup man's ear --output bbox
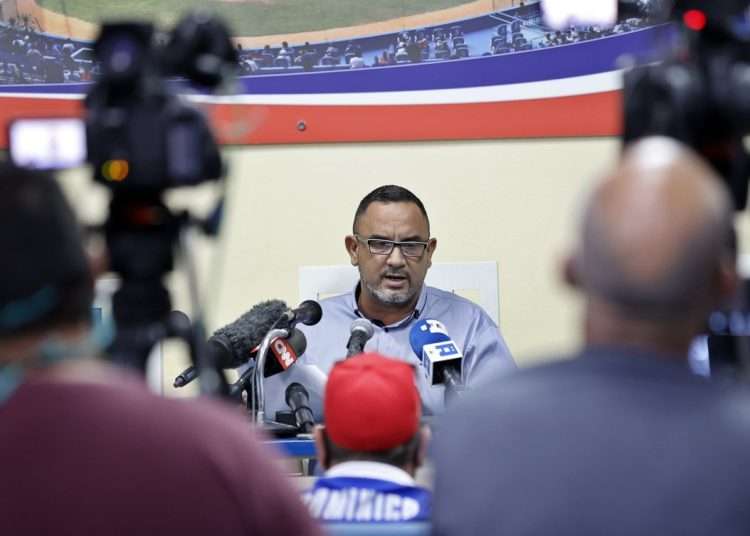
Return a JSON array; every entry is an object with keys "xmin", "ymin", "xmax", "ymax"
[
  {"xmin": 716, "ymin": 252, "xmax": 740, "ymax": 306},
  {"xmin": 345, "ymin": 235, "xmax": 359, "ymax": 267},
  {"xmin": 425, "ymin": 238, "xmax": 437, "ymax": 270},
  {"xmin": 561, "ymin": 252, "xmax": 581, "ymax": 290},
  {"xmin": 415, "ymin": 425, "xmax": 431, "ymax": 469},
  {"xmin": 313, "ymin": 425, "xmax": 330, "ymax": 470}
]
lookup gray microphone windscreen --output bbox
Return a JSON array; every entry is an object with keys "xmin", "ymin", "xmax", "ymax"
[{"xmin": 351, "ymin": 317, "xmax": 375, "ymax": 339}]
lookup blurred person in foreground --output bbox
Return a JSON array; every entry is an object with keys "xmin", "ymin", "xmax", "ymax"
[
  {"xmin": 303, "ymin": 353, "xmax": 431, "ymax": 523},
  {"xmin": 432, "ymin": 137, "xmax": 750, "ymax": 536},
  {"xmin": 0, "ymin": 165, "xmax": 321, "ymax": 536}
]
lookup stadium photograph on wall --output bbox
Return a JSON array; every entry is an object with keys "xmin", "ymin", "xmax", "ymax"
[{"xmin": 0, "ymin": 0, "xmax": 661, "ymax": 144}]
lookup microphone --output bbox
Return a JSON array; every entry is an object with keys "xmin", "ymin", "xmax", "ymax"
[
  {"xmin": 173, "ymin": 338, "xmax": 235, "ymax": 387},
  {"xmin": 277, "ymin": 300, "xmax": 323, "ymax": 328},
  {"xmin": 173, "ymin": 364, "xmax": 199, "ymax": 388},
  {"xmin": 266, "ymin": 327, "xmax": 307, "ymax": 376},
  {"xmin": 173, "ymin": 299, "xmax": 288, "ymax": 388},
  {"xmin": 273, "ymin": 363, "xmax": 328, "ymax": 429},
  {"xmin": 285, "ymin": 382, "xmax": 315, "ymax": 434},
  {"xmin": 212, "ymin": 299, "xmax": 289, "ymax": 367},
  {"xmin": 409, "ymin": 319, "xmax": 464, "ymax": 393},
  {"xmin": 346, "ymin": 318, "xmax": 374, "ymax": 358},
  {"xmin": 229, "ymin": 328, "xmax": 307, "ymax": 398}
]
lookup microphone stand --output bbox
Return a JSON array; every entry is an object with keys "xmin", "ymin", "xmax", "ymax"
[
  {"xmin": 442, "ymin": 367, "xmax": 465, "ymax": 403},
  {"xmin": 251, "ymin": 327, "xmax": 290, "ymax": 424}
]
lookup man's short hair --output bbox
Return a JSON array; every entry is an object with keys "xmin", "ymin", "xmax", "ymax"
[
  {"xmin": 353, "ymin": 185, "xmax": 430, "ymax": 235},
  {"xmin": 0, "ymin": 165, "xmax": 93, "ymax": 337},
  {"xmin": 323, "ymin": 429, "xmax": 421, "ymax": 469}
]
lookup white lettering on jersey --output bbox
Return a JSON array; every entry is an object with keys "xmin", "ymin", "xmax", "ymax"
[
  {"xmin": 401, "ymin": 497, "xmax": 420, "ymax": 520},
  {"xmin": 310, "ymin": 487, "xmax": 423, "ymax": 522},
  {"xmin": 384, "ymin": 494, "xmax": 402, "ymax": 521},
  {"xmin": 354, "ymin": 488, "xmax": 375, "ymax": 521},
  {"xmin": 305, "ymin": 488, "xmax": 329, "ymax": 518},
  {"xmin": 322, "ymin": 490, "xmax": 347, "ymax": 520}
]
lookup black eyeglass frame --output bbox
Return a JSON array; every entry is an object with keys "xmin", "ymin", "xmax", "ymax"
[{"xmin": 354, "ymin": 234, "xmax": 431, "ymax": 258}]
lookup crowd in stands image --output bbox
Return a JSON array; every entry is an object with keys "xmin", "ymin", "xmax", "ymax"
[
  {"xmin": 0, "ymin": 1, "xmax": 654, "ymax": 85},
  {"xmin": 236, "ymin": 2, "xmax": 654, "ymax": 76},
  {"xmin": 0, "ymin": 16, "xmax": 96, "ymax": 84}
]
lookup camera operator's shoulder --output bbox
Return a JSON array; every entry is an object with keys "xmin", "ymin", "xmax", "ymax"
[
  {"xmin": 44, "ymin": 361, "xmax": 265, "ymax": 448},
  {"xmin": 116, "ymin": 373, "xmax": 262, "ymax": 443},
  {"xmin": 714, "ymin": 384, "xmax": 750, "ymax": 435}
]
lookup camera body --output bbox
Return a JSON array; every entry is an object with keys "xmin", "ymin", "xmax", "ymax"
[
  {"xmin": 8, "ymin": 101, "xmax": 220, "ymax": 188},
  {"xmin": 87, "ymin": 92, "xmax": 222, "ymax": 190},
  {"xmin": 85, "ymin": 19, "xmax": 235, "ymax": 192}
]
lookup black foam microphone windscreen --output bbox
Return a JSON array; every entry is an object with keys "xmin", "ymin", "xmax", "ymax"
[{"xmin": 211, "ymin": 299, "xmax": 288, "ymax": 368}]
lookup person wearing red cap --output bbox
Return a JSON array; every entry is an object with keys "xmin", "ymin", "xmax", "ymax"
[{"xmin": 302, "ymin": 353, "xmax": 431, "ymax": 523}]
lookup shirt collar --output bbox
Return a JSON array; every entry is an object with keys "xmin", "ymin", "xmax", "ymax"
[
  {"xmin": 325, "ymin": 461, "xmax": 416, "ymax": 486},
  {"xmin": 349, "ymin": 283, "xmax": 427, "ymax": 329}
]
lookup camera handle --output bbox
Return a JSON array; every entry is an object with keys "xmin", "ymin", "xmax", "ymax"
[{"xmin": 104, "ymin": 199, "xmax": 229, "ymax": 399}]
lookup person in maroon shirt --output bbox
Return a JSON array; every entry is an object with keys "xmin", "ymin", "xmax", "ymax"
[{"xmin": 0, "ymin": 165, "xmax": 322, "ymax": 536}]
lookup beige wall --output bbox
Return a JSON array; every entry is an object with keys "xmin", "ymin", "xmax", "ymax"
[{"xmin": 75, "ymin": 135, "xmax": 750, "ymax": 391}]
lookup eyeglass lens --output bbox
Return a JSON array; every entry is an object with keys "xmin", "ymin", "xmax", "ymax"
[{"xmin": 368, "ymin": 239, "xmax": 426, "ymax": 257}]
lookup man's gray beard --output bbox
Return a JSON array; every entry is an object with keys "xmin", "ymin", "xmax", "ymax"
[{"xmin": 365, "ymin": 280, "xmax": 418, "ymax": 306}]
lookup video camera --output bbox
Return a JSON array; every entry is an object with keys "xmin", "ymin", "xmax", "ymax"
[
  {"xmin": 86, "ymin": 15, "xmax": 236, "ymax": 191},
  {"xmin": 9, "ymin": 13, "xmax": 247, "ymax": 395},
  {"xmin": 542, "ymin": 0, "xmax": 750, "ymax": 377},
  {"xmin": 623, "ymin": 0, "xmax": 750, "ymax": 209},
  {"xmin": 5, "ymin": 13, "xmax": 238, "ymax": 392},
  {"xmin": 618, "ymin": 0, "xmax": 750, "ymax": 379},
  {"xmin": 84, "ymin": 15, "xmax": 238, "ymax": 388},
  {"xmin": 6, "ymin": 13, "xmax": 241, "ymax": 397}
]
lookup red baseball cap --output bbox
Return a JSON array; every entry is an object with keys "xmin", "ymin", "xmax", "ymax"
[{"xmin": 325, "ymin": 353, "xmax": 421, "ymax": 452}]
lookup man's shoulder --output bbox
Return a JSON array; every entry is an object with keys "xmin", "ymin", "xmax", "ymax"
[
  {"xmin": 319, "ymin": 291, "xmax": 352, "ymax": 307},
  {"xmin": 452, "ymin": 348, "xmax": 694, "ymax": 398},
  {"xmin": 444, "ymin": 353, "xmax": 583, "ymax": 410},
  {"xmin": 317, "ymin": 290, "xmax": 356, "ymax": 312},
  {"xmin": 114, "ymin": 380, "xmax": 260, "ymax": 444},
  {"xmin": 425, "ymin": 285, "xmax": 475, "ymax": 305},
  {"xmin": 423, "ymin": 285, "xmax": 488, "ymax": 316},
  {"xmin": 443, "ymin": 347, "xmax": 750, "ymax": 429},
  {"xmin": 17, "ymin": 373, "xmax": 260, "ymax": 449},
  {"xmin": 312, "ymin": 291, "xmax": 357, "ymax": 323}
]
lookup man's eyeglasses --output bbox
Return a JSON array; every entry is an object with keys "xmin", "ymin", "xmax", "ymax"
[{"xmin": 355, "ymin": 235, "xmax": 430, "ymax": 258}]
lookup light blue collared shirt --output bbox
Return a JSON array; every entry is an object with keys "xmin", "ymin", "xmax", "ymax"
[{"xmin": 263, "ymin": 284, "xmax": 515, "ymax": 420}]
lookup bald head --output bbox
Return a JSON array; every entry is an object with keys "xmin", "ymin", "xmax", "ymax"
[{"xmin": 576, "ymin": 137, "xmax": 735, "ymax": 321}]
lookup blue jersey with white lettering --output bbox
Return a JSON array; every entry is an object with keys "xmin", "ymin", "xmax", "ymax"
[{"xmin": 302, "ymin": 476, "xmax": 431, "ymax": 523}]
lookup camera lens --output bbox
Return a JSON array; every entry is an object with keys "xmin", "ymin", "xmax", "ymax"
[{"xmin": 94, "ymin": 23, "xmax": 153, "ymax": 86}]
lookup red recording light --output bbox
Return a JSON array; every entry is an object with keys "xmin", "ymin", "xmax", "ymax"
[{"xmin": 683, "ymin": 9, "xmax": 707, "ymax": 31}]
